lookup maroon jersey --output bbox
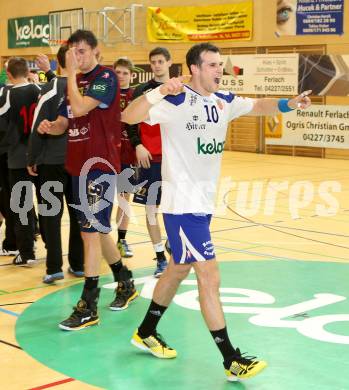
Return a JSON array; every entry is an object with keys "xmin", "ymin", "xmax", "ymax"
[
  {"xmin": 63, "ymin": 65, "xmax": 121, "ymax": 175},
  {"xmin": 120, "ymin": 88, "xmax": 136, "ymax": 165}
]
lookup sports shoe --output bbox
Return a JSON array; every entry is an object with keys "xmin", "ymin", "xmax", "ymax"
[
  {"xmin": 43, "ymin": 272, "xmax": 64, "ymax": 284},
  {"xmin": 109, "ymin": 280, "xmax": 139, "ymax": 310},
  {"xmin": 0, "ymin": 248, "xmax": 19, "ymax": 256},
  {"xmin": 154, "ymin": 258, "xmax": 168, "ymax": 278},
  {"xmin": 131, "ymin": 329, "xmax": 177, "ymax": 359},
  {"xmin": 224, "ymin": 348, "xmax": 267, "ymax": 381},
  {"xmin": 59, "ymin": 288, "xmax": 100, "ymax": 331},
  {"xmin": 117, "ymin": 239, "xmax": 133, "ymax": 258},
  {"xmin": 68, "ymin": 266, "xmax": 84, "ymax": 277},
  {"xmin": 12, "ymin": 254, "xmax": 36, "ymax": 267}
]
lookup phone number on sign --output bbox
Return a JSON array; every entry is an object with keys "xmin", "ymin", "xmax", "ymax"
[
  {"xmin": 263, "ymin": 85, "xmax": 296, "ymax": 93},
  {"xmin": 303, "ymin": 134, "xmax": 345, "ymax": 143}
]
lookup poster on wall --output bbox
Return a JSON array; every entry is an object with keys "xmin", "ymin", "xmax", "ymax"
[
  {"xmin": 265, "ymin": 105, "xmax": 349, "ymax": 149},
  {"xmin": 221, "ymin": 54, "xmax": 299, "ymax": 95},
  {"xmin": 298, "ymin": 54, "xmax": 349, "ymax": 96},
  {"xmin": 276, "ymin": 0, "xmax": 344, "ymax": 36},
  {"xmin": 147, "ymin": 2, "xmax": 252, "ymax": 42},
  {"xmin": 220, "ymin": 54, "xmax": 349, "ymax": 96},
  {"xmin": 8, "ymin": 16, "xmax": 49, "ymax": 48},
  {"xmin": 130, "ymin": 64, "xmax": 182, "ymax": 88}
]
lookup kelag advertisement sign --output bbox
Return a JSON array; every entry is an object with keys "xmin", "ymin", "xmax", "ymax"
[
  {"xmin": 276, "ymin": 0, "xmax": 344, "ymax": 36},
  {"xmin": 8, "ymin": 15, "xmax": 49, "ymax": 48}
]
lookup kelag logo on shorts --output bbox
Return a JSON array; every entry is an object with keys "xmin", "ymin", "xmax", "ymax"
[{"xmin": 197, "ymin": 137, "xmax": 225, "ymax": 155}]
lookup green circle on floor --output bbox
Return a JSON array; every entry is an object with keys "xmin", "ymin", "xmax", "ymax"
[{"xmin": 16, "ymin": 261, "xmax": 349, "ymax": 390}]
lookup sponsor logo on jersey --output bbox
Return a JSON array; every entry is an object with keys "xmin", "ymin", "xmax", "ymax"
[
  {"xmin": 186, "ymin": 122, "xmax": 206, "ymax": 131},
  {"xmin": 92, "ymin": 82, "xmax": 108, "ymax": 94},
  {"xmin": 101, "ymin": 72, "xmax": 110, "ymax": 79},
  {"xmin": 197, "ymin": 137, "xmax": 225, "ymax": 155},
  {"xmin": 69, "ymin": 128, "xmax": 80, "ymax": 137},
  {"xmin": 189, "ymin": 94, "xmax": 198, "ymax": 106}
]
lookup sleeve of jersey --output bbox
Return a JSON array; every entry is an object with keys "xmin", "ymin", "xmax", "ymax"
[
  {"xmin": 58, "ymin": 100, "xmax": 68, "ymax": 118},
  {"xmin": 227, "ymin": 95, "xmax": 254, "ymax": 121},
  {"xmin": 148, "ymin": 97, "xmax": 180, "ymax": 126},
  {"xmin": 86, "ymin": 69, "xmax": 117, "ymax": 108}
]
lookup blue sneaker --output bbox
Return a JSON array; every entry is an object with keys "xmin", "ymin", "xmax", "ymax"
[
  {"xmin": 154, "ymin": 258, "xmax": 168, "ymax": 278},
  {"xmin": 68, "ymin": 267, "xmax": 84, "ymax": 277},
  {"xmin": 43, "ymin": 272, "xmax": 64, "ymax": 284}
]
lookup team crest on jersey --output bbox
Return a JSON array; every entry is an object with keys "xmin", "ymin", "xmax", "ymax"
[
  {"xmin": 101, "ymin": 72, "xmax": 110, "ymax": 79},
  {"xmin": 120, "ymin": 98, "xmax": 126, "ymax": 109},
  {"xmin": 217, "ymin": 99, "xmax": 223, "ymax": 110}
]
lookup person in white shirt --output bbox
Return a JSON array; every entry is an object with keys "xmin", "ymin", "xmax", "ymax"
[{"xmin": 122, "ymin": 42, "xmax": 311, "ymax": 382}]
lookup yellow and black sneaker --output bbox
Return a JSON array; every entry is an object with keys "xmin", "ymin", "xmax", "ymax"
[
  {"xmin": 59, "ymin": 288, "xmax": 100, "ymax": 331},
  {"xmin": 131, "ymin": 329, "xmax": 177, "ymax": 359},
  {"xmin": 224, "ymin": 348, "xmax": 267, "ymax": 381},
  {"xmin": 109, "ymin": 280, "xmax": 138, "ymax": 310}
]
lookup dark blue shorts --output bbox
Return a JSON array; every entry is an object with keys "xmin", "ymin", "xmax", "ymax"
[
  {"xmin": 71, "ymin": 170, "xmax": 116, "ymax": 233},
  {"xmin": 163, "ymin": 213, "xmax": 215, "ymax": 264},
  {"xmin": 133, "ymin": 162, "xmax": 162, "ymax": 206}
]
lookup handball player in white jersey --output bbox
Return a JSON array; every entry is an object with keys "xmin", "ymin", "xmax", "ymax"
[{"xmin": 122, "ymin": 42, "xmax": 311, "ymax": 381}]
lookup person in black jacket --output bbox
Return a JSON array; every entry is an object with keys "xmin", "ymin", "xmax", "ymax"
[
  {"xmin": 28, "ymin": 45, "xmax": 84, "ymax": 283},
  {"xmin": 0, "ymin": 83, "xmax": 18, "ymax": 256},
  {"xmin": 0, "ymin": 57, "xmax": 41, "ymax": 266}
]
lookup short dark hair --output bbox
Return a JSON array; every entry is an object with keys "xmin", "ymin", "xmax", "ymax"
[
  {"xmin": 149, "ymin": 47, "xmax": 171, "ymax": 61},
  {"xmin": 7, "ymin": 57, "xmax": 29, "ymax": 78},
  {"xmin": 113, "ymin": 57, "xmax": 134, "ymax": 72},
  {"xmin": 56, "ymin": 44, "xmax": 69, "ymax": 68},
  {"xmin": 186, "ymin": 43, "xmax": 220, "ymax": 74},
  {"xmin": 67, "ymin": 29, "xmax": 98, "ymax": 48}
]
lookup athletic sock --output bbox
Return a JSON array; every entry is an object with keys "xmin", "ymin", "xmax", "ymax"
[
  {"xmin": 84, "ymin": 276, "xmax": 99, "ymax": 290},
  {"xmin": 109, "ymin": 260, "xmax": 123, "ymax": 281},
  {"xmin": 118, "ymin": 229, "xmax": 127, "ymax": 242},
  {"xmin": 138, "ymin": 300, "xmax": 168, "ymax": 338},
  {"xmin": 153, "ymin": 242, "xmax": 166, "ymax": 261},
  {"xmin": 210, "ymin": 327, "xmax": 237, "ymax": 365}
]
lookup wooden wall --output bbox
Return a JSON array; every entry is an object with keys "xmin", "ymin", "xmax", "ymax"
[{"xmin": 1, "ymin": 0, "xmax": 348, "ymax": 159}]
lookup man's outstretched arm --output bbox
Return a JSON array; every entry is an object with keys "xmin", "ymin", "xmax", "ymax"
[{"xmin": 248, "ymin": 90, "xmax": 312, "ymax": 116}]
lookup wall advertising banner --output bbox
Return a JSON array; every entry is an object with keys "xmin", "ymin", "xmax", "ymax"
[
  {"xmin": 130, "ymin": 64, "xmax": 182, "ymax": 88},
  {"xmin": 221, "ymin": 54, "xmax": 349, "ymax": 96},
  {"xmin": 265, "ymin": 105, "xmax": 349, "ymax": 149},
  {"xmin": 276, "ymin": 0, "xmax": 344, "ymax": 36},
  {"xmin": 8, "ymin": 15, "xmax": 49, "ymax": 48},
  {"xmin": 221, "ymin": 54, "xmax": 299, "ymax": 95},
  {"xmin": 147, "ymin": 2, "xmax": 252, "ymax": 42}
]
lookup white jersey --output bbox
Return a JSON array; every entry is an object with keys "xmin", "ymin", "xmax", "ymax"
[{"xmin": 148, "ymin": 85, "xmax": 254, "ymax": 214}]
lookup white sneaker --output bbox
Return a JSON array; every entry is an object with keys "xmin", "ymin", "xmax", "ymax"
[
  {"xmin": 13, "ymin": 254, "xmax": 37, "ymax": 267},
  {"xmin": 0, "ymin": 248, "xmax": 19, "ymax": 256}
]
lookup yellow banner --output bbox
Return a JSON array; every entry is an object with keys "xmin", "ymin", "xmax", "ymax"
[{"xmin": 147, "ymin": 2, "xmax": 253, "ymax": 42}]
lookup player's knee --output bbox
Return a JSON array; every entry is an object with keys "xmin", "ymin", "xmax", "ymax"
[
  {"xmin": 172, "ymin": 264, "xmax": 191, "ymax": 282},
  {"xmin": 197, "ymin": 268, "xmax": 220, "ymax": 290}
]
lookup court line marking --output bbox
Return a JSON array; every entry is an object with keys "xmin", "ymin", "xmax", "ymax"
[
  {"xmin": 28, "ymin": 378, "xmax": 75, "ymax": 390},
  {"xmin": 0, "ymin": 339, "xmax": 22, "ymax": 349},
  {"xmin": 0, "ymin": 307, "xmax": 19, "ymax": 317}
]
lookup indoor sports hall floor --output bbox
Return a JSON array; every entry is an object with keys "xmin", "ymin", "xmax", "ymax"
[{"xmin": 1, "ymin": 151, "xmax": 349, "ymax": 390}]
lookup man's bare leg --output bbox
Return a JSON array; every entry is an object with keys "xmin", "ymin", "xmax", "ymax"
[
  {"xmin": 146, "ymin": 205, "xmax": 167, "ymax": 277},
  {"xmin": 116, "ymin": 193, "xmax": 133, "ymax": 257}
]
